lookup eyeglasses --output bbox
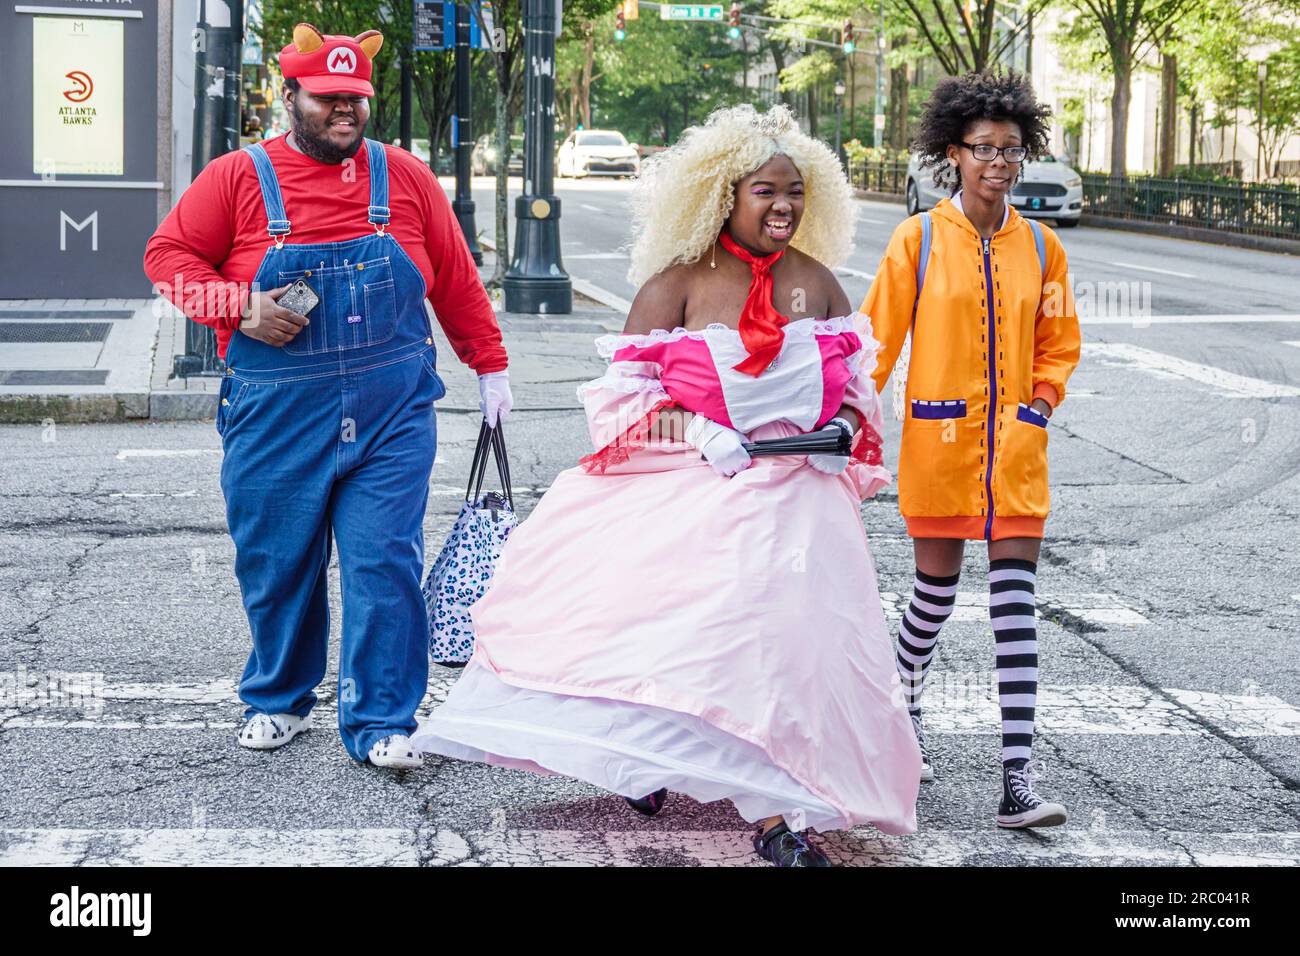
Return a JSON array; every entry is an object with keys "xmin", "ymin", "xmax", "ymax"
[{"xmin": 961, "ymin": 142, "xmax": 1028, "ymax": 163}]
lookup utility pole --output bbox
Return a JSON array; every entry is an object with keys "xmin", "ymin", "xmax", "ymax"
[
  {"xmin": 179, "ymin": 0, "xmax": 244, "ymax": 377},
  {"xmin": 504, "ymin": 0, "xmax": 571, "ymax": 313},
  {"xmin": 453, "ymin": 4, "xmax": 482, "ymax": 263}
]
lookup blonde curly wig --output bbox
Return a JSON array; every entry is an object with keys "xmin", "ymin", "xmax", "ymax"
[{"xmin": 626, "ymin": 103, "xmax": 856, "ymax": 287}]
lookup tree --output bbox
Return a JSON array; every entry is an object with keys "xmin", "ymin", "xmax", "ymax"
[
  {"xmin": 885, "ymin": 0, "xmax": 1051, "ymax": 76},
  {"xmin": 1067, "ymin": 0, "xmax": 1195, "ymax": 176},
  {"xmin": 590, "ymin": 14, "xmax": 746, "ymax": 143},
  {"xmin": 555, "ymin": 0, "xmax": 622, "ymax": 133}
]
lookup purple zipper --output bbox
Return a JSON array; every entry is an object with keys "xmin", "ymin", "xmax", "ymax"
[{"xmin": 981, "ymin": 236, "xmax": 996, "ymax": 540}]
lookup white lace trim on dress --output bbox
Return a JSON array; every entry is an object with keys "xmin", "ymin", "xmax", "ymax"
[{"xmin": 594, "ymin": 312, "xmax": 881, "ymax": 359}]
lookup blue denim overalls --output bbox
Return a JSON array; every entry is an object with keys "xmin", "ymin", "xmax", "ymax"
[{"xmin": 216, "ymin": 138, "xmax": 447, "ymax": 761}]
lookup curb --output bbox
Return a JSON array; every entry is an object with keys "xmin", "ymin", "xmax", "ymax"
[
  {"xmin": 1078, "ymin": 215, "xmax": 1300, "ymax": 256},
  {"xmin": 850, "ymin": 188, "xmax": 1300, "ymax": 255},
  {"xmin": 0, "ymin": 392, "xmax": 150, "ymax": 424}
]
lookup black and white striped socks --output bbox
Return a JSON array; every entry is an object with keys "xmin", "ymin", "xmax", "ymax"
[
  {"xmin": 989, "ymin": 557, "xmax": 1039, "ymax": 767},
  {"xmin": 895, "ymin": 569, "xmax": 960, "ymax": 718}
]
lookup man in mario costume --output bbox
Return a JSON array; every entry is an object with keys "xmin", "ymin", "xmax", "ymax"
[{"xmin": 145, "ymin": 23, "xmax": 513, "ymax": 769}]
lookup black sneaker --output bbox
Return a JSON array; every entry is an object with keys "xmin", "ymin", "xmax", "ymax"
[
  {"xmin": 997, "ymin": 761, "xmax": 1068, "ymax": 829},
  {"xmin": 752, "ymin": 821, "xmax": 832, "ymax": 867},
  {"xmin": 624, "ymin": 788, "xmax": 669, "ymax": 817},
  {"xmin": 912, "ymin": 713, "xmax": 935, "ymax": 782}
]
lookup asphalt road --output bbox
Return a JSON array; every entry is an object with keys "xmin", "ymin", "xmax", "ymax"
[{"xmin": 0, "ymin": 178, "xmax": 1297, "ymax": 866}]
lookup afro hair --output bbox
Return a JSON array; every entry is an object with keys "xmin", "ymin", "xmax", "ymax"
[{"xmin": 912, "ymin": 70, "xmax": 1053, "ymax": 194}]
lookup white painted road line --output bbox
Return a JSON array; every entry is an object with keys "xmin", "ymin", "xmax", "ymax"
[
  {"xmin": 1284, "ymin": 341, "xmax": 1300, "ymax": 349},
  {"xmin": 1079, "ymin": 313, "xmax": 1300, "ymax": 326},
  {"xmin": 880, "ymin": 590, "xmax": 1149, "ymax": 625},
  {"xmin": 1082, "ymin": 342, "xmax": 1300, "ymax": 398},
  {"xmin": 4, "ymin": 827, "xmax": 1296, "ymax": 867},
  {"xmin": 1109, "ymin": 261, "xmax": 1196, "ymax": 278},
  {"xmin": 115, "ymin": 449, "xmax": 220, "ymax": 461},
  {"xmin": 924, "ymin": 685, "xmax": 1300, "ymax": 737},
  {"xmin": 579, "ymin": 203, "xmax": 604, "ymax": 213},
  {"xmin": 6, "ymin": 677, "xmax": 1299, "ymax": 736},
  {"xmin": 565, "ymin": 252, "xmax": 627, "ymax": 260},
  {"xmin": 836, "ymin": 266, "xmax": 876, "ymax": 280}
]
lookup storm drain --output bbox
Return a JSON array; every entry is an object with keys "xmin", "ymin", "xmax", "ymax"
[{"xmin": 0, "ymin": 322, "xmax": 113, "ymax": 344}]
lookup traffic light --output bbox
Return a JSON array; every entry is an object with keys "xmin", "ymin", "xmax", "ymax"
[
  {"xmin": 842, "ymin": 20, "xmax": 855, "ymax": 54},
  {"xmin": 728, "ymin": 3, "xmax": 741, "ymax": 40},
  {"xmin": 615, "ymin": 3, "xmax": 626, "ymax": 41}
]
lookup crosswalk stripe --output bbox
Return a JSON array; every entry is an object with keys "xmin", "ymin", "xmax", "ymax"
[
  {"xmin": 3, "ymin": 827, "xmax": 1295, "ymax": 867},
  {"xmin": 1078, "ymin": 313, "xmax": 1300, "ymax": 325},
  {"xmin": 4, "ymin": 677, "xmax": 1298, "ymax": 736},
  {"xmin": 1082, "ymin": 342, "xmax": 1300, "ymax": 398},
  {"xmin": 880, "ymin": 590, "xmax": 1149, "ymax": 625}
]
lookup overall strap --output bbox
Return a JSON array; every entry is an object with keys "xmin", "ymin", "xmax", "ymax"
[
  {"xmin": 245, "ymin": 143, "xmax": 291, "ymax": 242},
  {"xmin": 1027, "ymin": 218, "xmax": 1046, "ymax": 275},
  {"xmin": 365, "ymin": 138, "xmax": 390, "ymax": 231},
  {"xmin": 910, "ymin": 211, "xmax": 933, "ymax": 330}
]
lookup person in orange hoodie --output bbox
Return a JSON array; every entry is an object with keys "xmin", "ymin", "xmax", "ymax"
[{"xmin": 862, "ymin": 71, "xmax": 1080, "ymax": 828}]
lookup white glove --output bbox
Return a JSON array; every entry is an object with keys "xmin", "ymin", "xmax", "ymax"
[
  {"xmin": 684, "ymin": 413, "xmax": 752, "ymax": 477},
  {"xmin": 808, "ymin": 418, "xmax": 853, "ymax": 475},
  {"xmin": 478, "ymin": 370, "xmax": 513, "ymax": 426}
]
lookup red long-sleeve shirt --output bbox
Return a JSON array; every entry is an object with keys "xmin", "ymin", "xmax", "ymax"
[{"xmin": 143, "ymin": 135, "xmax": 507, "ymax": 372}]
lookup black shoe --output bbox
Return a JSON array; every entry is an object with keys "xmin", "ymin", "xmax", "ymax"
[
  {"xmin": 997, "ymin": 761, "xmax": 1068, "ymax": 829},
  {"xmin": 624, "ymin": 788, "xmax": 669, "ymax": 816},
  {"xmin": 752, "ymin": 821, "xmax": 832, "ymax": 867}
]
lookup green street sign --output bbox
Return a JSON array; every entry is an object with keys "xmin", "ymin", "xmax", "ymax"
[{"xmin": 659, "ymin": 4, "xmax": 724, "ymax": 21}]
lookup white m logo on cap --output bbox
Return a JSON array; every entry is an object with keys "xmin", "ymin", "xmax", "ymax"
[{"xmin": 327, "ymin": 49, "xmax": 356, "ymax": 73}]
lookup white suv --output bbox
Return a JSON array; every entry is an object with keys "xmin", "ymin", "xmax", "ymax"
[{"xmin": 904, "ymin": 152, "xmax": 1083, "ymax": 227}]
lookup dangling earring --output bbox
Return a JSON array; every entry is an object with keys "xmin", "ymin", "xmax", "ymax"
[{"xmin": 710, "ymin": 241, "xmax": 717, "ymax": 269}]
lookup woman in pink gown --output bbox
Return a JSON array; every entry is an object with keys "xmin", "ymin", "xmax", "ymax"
[{"xmin": 412, "ymin": 104, "xmax": 921, "ymax": 867}]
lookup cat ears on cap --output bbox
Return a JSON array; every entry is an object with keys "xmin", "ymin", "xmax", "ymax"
[{"xmin": 292, "ymin": 22, "xmax": 383, "ymax": 59}]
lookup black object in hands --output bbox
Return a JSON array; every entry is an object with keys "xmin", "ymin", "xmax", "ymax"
[{"xmin": 742, "ymin": 429, "xmax": 852, "ymax": 457}]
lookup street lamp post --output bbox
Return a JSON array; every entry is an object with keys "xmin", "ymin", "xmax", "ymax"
[
  {"xmin": 503, "ymin": 0, "xmax": 571, "ymax": 314},
  {"xmin": 180, "ymin": 0, "xmax": 245, "ymax": 376},
  {"xmin": 453, "ymin": 4, "xmax": 482, "ymax": 264}
]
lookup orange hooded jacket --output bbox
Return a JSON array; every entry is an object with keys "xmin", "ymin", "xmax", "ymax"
[{"xmin": 861, "ymin": 198, "xmax": 1080, "ymax": 540}]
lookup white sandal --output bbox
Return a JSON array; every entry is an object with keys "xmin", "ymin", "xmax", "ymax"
[
  {"xmin": 368, "ymin": 733, "xmax": 423, "ymax": 769},
  {"xmin": 238, "ymin": 712, "xmax": 310, "ymax": 751}
]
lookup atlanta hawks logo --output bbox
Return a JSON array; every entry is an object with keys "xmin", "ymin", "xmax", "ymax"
[
  {"xmin": 327, "ymin": 48, "xmax": 356, "ymax": 74},
  {"xmin": 63, "ymin": 71, "xmax": 93, "ymax": 103}
]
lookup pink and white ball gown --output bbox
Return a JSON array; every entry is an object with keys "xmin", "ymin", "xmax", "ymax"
[{"xmin": 411, "ymin": 313, "xmax": 922, "ymax": 834}]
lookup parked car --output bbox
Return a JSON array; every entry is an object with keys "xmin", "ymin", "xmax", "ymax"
[
  {"xmin": 557, "ymin": 130, "xmax": 640, "ymax": 178},
  {"xmin": 905, "ymin": 151, "xmax": 1083, "ymax": 226},
  {"xmin": 472, "ymin": 134, "xmax": 524, "ymax": 176}
]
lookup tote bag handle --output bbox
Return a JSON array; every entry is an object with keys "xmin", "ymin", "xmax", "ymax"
[{"xmin": 465, "ymin": 418, "xmax": 514, "ymax": 510}]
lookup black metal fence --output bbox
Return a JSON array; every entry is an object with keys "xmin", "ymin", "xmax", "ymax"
[
  {"xmin": 844, "ymin": 161, "xmax": 1300, "ymax": 240},
  {"xmin": 1080, "ymin": 174, "xmax": 1300, "ymax": 240},
  {"xmin": 847, "ymin": 159, "xmax": 909, "ymax": 195}
]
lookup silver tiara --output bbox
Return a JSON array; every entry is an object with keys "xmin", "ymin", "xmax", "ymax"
[{"xmin": 751, "ymin": 107, "xmax": 794, "ymax": 138}]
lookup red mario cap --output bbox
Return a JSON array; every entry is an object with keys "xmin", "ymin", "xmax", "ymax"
[{"xmin": 279, "ymin": 23, "xmax": 383, "ymax": 97}]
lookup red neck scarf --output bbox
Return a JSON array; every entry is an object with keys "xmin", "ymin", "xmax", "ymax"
[{"xmin": 718, "ymin": 230, "xmax": 790, "ymax": 377}]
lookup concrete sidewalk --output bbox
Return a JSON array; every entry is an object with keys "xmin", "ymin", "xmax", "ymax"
[{"xmin": 0, "ymin": 257, "xmax": 626, "ymax": 423}]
